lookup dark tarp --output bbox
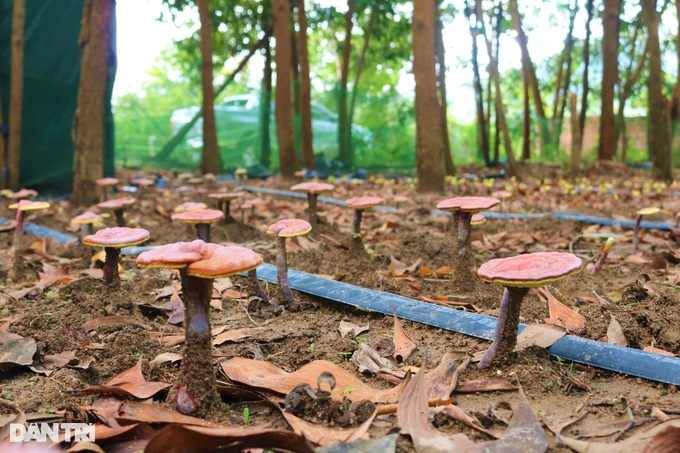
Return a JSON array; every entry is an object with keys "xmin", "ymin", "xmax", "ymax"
[{"xmin": 0, "ymin": 0, "xmax": 116, "ymax": 192}]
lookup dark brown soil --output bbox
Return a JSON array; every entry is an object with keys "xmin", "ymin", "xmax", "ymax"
[{"xmin": 1, "ymin": 167, "xmax": 679, "ymax": 451}]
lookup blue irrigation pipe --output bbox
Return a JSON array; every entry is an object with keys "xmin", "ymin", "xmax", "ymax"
[
  {"xmin": 249, "ymin": 263, "xmax": 680, "ymax": 386},
  {"xmin": 0, "ymin": 218, "xmax": 78, "ymax": 245},
  {"xmin": 237, "ymin": 186, "xmax": 674, "ymax": 230}
]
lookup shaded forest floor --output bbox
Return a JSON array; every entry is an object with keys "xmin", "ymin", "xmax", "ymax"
[{"xmin": 1, "ymin": 163, "xmax": 679, "ymax": 451}]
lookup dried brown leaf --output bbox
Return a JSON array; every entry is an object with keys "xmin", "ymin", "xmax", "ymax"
[
  {"xmin": 606, "ymin": 315, "xmax": 628, "ymax": 347},
  {"xmin": 393, "ymin": 309, "xmax": 416, "ymax": 363},
  {"xmin": 515, "ymin": 324, "xmax": 567, "ymax": 351},
  {"xmin": 81, "ymin": 358, "xmax": 170, "ymax": 399},
  {"xmin": 559, "ymin": 419, "xmax": 680, "ymax": 452},
  {"xmin": 338, "ymin": 320, "xmax": 370, "ymax": 338},
  {"xmin": 538, "ymin": 287, "xmax": 586, "ymax": 333},
  {"xmin": 279, "ymin": 405, "xmax": 377, "ymax": 447},
  {"xmin": 425, "ymin": 354, "xmax": 469, "ymax": 401},
  {"xmin": 456, "ymin": 379, "xmax": 518, "ymax": 393}
]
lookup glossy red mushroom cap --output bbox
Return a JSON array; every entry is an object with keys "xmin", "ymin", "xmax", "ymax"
[
  {"xmin": 133, "ymin": 177, "xmax": 154, "ymax": 186},
  {"xmin": 72, "ymin": 211, "xmax": 102, "ymax": 225},
  {"xmin": 470, "ymin": 213, "xmax": 486, "ymax": 225},
  {"xmin": 267, "ymin": 218, "xmax": 312, "ymax": 237},
  {"xmin": 9, "ymin": 200, "xmax": 50, "ymax": 211},
  {"xmin": 477, "ymin": 252, "xmax": 582, "ymax": 288},
  {"xmin": 171, "ymin": 209, "xmax": 224, "ymax": 224},
  {"xmin": 290, "ymin": 182, "xmax": 335, "ymax": 194},
  {"xmin": 208, "ymin": 192, "xmax": 245, "ymax": 201},
  {"xmin": 437, "ymin": 196, "xmax": 500, "ymax": 213},
  {"xmin": 136, "ymin": 240, "xmax": 263, "ymax": 278},
  {"xmin": 11, "ymin": 189, "xmax": 38, "ymax": 200},
  {"xmin": 345, "ymin": 196, "xmax": 385, "ymax": 210},
  {"xmin": 83, "ymin": 227, "xmax": 150, "ymax": 248},
  {"xmin": 174, "ymin": 202, "xmax": 207, "ymax": 213},
  {"xmin": 96, "ymin": 177, "xmax": 119, "ymax": 187},
  {"xmin": 98, "ymin": 197, "xmax": 136, "ymax": 210}
]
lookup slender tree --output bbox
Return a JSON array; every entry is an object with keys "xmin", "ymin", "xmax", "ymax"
[
  {"xmin": 0, "ymin": 87, "xmax": 6, "ymax": 189},
  {"xmin": 413, "ymin": 0, "xmax": 446, "ymax": 192},
  {"xmin": 598, "ymin": 0, "xmax": 619, "ymax": 161},
  {"xmin": 196, "ymin": 0, "xmax": 222, "ymax": 174},
  {"xmin": 7, "ymin": 0, "xmax": 25, "ymax": 190},
  {"xmin": 337, "ymin": 1, "xmax": 356, "ymax": 168},
  {"xmin": 466, "ymin": 0, "xmax": 490, "ymax": 166},
  {"xmin": 668, "ymin": 0, "xmax": 680, "ymax": 139},
  {"xmin": 296, "ymin": 0, "xmax": 315, "ymax": 169},
  {"xmin": 274, "ymin": 0, "xmax": 299, "ymax": 178},
  {"xmin": 259, "ymin": 26, "xmax": 273, "ymax": 168},
  {"xmin": 578, "ymin": 0, "xmax": 595, "ymax": 153},
  {"xmin": 435, "ymin": 0, "xmax": 456, "ymax": 174},
  {"xmin": 72, "ymin": 0, "xmax": 115, "ymax": 205},
  {"xmin": 641, "ymin": 0, "xmax": 672, "ymax": 180}
]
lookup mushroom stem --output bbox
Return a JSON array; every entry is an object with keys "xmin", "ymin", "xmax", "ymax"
[
  {"xmin": 175, "ymin": 269, "xmax": 219, "ymax": 416},
  {"xmin": 631, "ymin": 214, "xmax": 643, "ymax": 252},
  {"xmin": 11, "ymin": 209, "xmax": 25, "ymax": 274},
  {"xmin": 351, "ymin": 209, "xmax": 363, "ymax": 250},
  {"xmin": 449, "ymin": 211, "xmax": 460, "ymax": 240},
  {"xmin": 451, "ymin": 211, "xmax": 475, "ymax": 290},
  {"xmin": 221, "ymin": 200, "xmax": 235, "ymax": 224},
  {"xmin": 594, "ymin": 237, "xmax": 615, "ymax": 274},
  {"xmin": 103, "ymin": 246, "xmax": 121, "ymax": 285},
  {"xmin": 478, "ymin": 286, "xmax": 529, "ymax": 369},
  {"xmin": 113, "ymin": 208, "xmax": 126, "ymax": 227},
  {"xmin": 80, "ymin": 224, "xmax": 93, "ymax": 243},
  {"xmin": 275, "ymin": 236, "xmax": 298, "ymax": 309},
  {"xmin": 249, "ymin": 269, "xmax": 269, "ymax": 304},
  {"xmin": 195, "ymin": 224, "xmax": 211, "ymax": 242},
  {"xmin": 307, "ymin": 193, "xmax": 318, "ymax": 225}
]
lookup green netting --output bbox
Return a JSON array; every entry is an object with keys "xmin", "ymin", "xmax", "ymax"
[
  {"xmin": 114, "ymin": 82, "xmax": 680, "ymax": 174},
  {"xmin": 0, "ymin": 0, "xmax": 115, "ymax": 192}
]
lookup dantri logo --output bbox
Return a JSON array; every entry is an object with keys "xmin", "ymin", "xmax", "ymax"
[{"xmin": 9, "ymin": 423, "xmax": 95, "ymax": 443}]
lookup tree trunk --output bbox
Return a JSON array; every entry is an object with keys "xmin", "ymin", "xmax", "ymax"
[
  {"xmin": 641, "ymin": 0, "xmax": 672, "ymax": 180},
  {"xmin": 296, "ymin": 0, "xmax": 315, "ymax": 169},
  {"xmin": 8, "ymin": 0, "xmax": 25, "ymax": 190},
  {"xmin": 290, "ymin": 17, "xmax": 301, "ymax": 157},
  {"xmin": 467, "ymin": 0, "xmax": 489, "ymax": 167},
  {"xmin": 557, "ymin": 1, "xmax": 577, "ymax": 122},
  {"xmin": 72, "ymin": 0, "xmax": 114, "ymax": 205},
  {"xmin": 492, "ymin": 0, "xmax": 502, "ymax": 166},
  {"xmin": 668, "ymin": 0, "xmax": 680, "ymax": 138},
  {"xmin": 569, "ymin": 93, "xmax": 582, "ymax": 176},
  {"xmin": 481, "ymin": 9, "xmax": 519, "ymax": 178},
  {"xmin": 435, "ymin": 1, "xmax": 456, "ymax": 174},
  {"xmin": 0, "ymin": 87, "xmax": 6, "ymax": 189},
  {"xmin": 337, "ymin": 0, "xmax": 355, "ymax": 168},
  {"xmin": 413, "ymin": 0, "xmax": 446, "ymax": 192},
  {"xmin": 510, "ymin": 0, "xmax": 550, "ymax": 154},
  {"xmin": 598, "ymin": 0, "xmax": 619, "ymax": 161},
  {"xmin": 197, "ymin": 0, "xmax": 222, "ymax": 175},
  {"xmin": 579, "ymin": 0, "xmax": 594, "ymax": 151},
  {"xmin": 273, "ymin": 0, "xmax": 298, "ymax": 178},
  {"xmin": 616, "ymin": 17, "xmax": 646, "ymax": 159},
  {"xmin": 259, "ymin": 35, "xmax": 273, "ymax": 168},
  {"xmin": 349, "ymin": 2, "xmax": 378, "ymax": 169},
  {"xmin": 521, "ymin": 65, "xmax": 531, "ymax": 160}
]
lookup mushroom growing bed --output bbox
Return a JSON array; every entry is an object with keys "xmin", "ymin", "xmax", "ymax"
[{"xmin": 1, "ymin": 166, "xmax": 679, "ymax": 451}]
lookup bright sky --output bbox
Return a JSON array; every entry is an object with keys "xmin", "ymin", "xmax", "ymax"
[{"xmin": 113, "ymin": 1, "xmax": 592, "ymax": 119}]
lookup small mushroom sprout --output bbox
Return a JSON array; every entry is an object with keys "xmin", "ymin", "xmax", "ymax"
[
  {"xmin": 631, "ymin": 207, "xmax": 660, "ymax": 252},
  {"xmin": 290, "ymin": 182, "xmax": 334, "ymax": 226},
  {"xmin": 171, "ymin": 209, "xmax": 224, "ymax": 242},
  {"xmin": 9, "ymin": 200, "xmax": 50, "ymax": 278},
  {"xmin": 71, "ymin": 211, "xmax": 103, "ymax": 242},
  {"xmin": 136, "ymin": 240, "xmax": 263, "ymax": 416},
  {"xmin": 98, "ymin": 197, "xmax": 136, "ymax": 227},
  {"xmin": 345, "ymin": 196, "xmax": 385, "ymax": 251},
  {"xmin": 477, "ymin": 252, "xmax": 582, "ymax": 368},
  {"xmin": 267, "ymin": 219, "xmax": 312, "ymax": 309}
]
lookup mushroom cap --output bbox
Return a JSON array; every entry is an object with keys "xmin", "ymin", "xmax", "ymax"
[
  {"xmin": 294, "ymin": 170, "xmax": 306, "ymax": 178},
  {"xmin": 171, "ymin": 209, "xmax": 224, "ymax": 224},
  {"xmin": 478, "ymin": 252, "xmax": 582, "ymax": 288},
  {"xmin": 267, "ymin": 218, "xmax": 312, "ymax": 237},
  {"xmin": 72, "ymin": 211, "xmax": 103, "ymax": 225},
  {"xmin": 436, "ymin": 196, "xmax": 500, "ymax": 214},
  {"xmin": 637, "ymin": 207, "xmax": 660, "ymax": 216},
  {"xmin": 345, "ymin": 196, "xmax": 386, "ymax": 210},
  {"xmin": 9, "ymin": 200, "xmax": 50, "ymax": 211},
  {"xmin": 137, "ymin": 240, "xmax": 263, "ymax": 278},
  {"xmin": 98, "ymin": 197, "xmax": 137, "ymax": 210},
  {"xmin": 208, "ymin": 192, "xmax": 245, "ymax": 201},
  {"xmin": 11, "ymin": 189, "xmax": 38, "ymax": 200},
  {"xmin": 290, "ymin": 181, "xmax": 334, "ymax": 194},
  {"xmin": 492, "ymin": 190, "xmax": 513, "ymax": 200},
  {"xmin": 96, "ymin": 177, "xmax": 119, "ymax": 187},
  {"xmin": 133, "ymin": 177, "xmax": 154, "ymax": 186},
  {"xmin": 177, "ymin": 172, "xmax": 194, "ymax": 180},
  {"xmin": 470, "ymin": 213, "xmax": 486, "ymax": 225},
  {"xmin": 174, "ymin": 202, "xmax": 207, "ymax": 213},
  {"xmin": 234, "ymin": 168, "xmax": 248, "ymax": 175},
  {"xmin": 0, "ymin": 189, "xmax": 14, "ymax": 198},
  {"xmin": 83, "ymin": 227, "xmax": 150, "ymax": 248}
]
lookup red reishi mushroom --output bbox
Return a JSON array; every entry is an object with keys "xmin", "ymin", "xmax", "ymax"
[
  {"xmin": 8, "ymin": 200, "xmax": 50, "ymax": 279},
  {"xmin": 171, "ymin": 209, "xmax": 224, "ymax": 242},
  {"xmin": 267, "ymin": 219, "xmax": 312, "ymax": 309},
  {"xmin": 208, "ymin": 192, "xmax": 245, "ymax": 224},
  {"xmin": 136, "ymin": 240, "xmax": 263, "ymax": 416},
  {"xmin": 631, "ymin": 207, "xmax": 659, "ymax": 252},
  {"xmin": 593, "ymin": 237, "xmax": 615, "ymax": 274},
  {"xmin": 98, "ymin": 197, "xmax": 136, "ymax": 227},
  {"xmin": 95, "ymin": 177, "xmax": 120, "ymax": 202},
  {"xmin": 71, "ymin": 211, "xmax": 103, "ymax": 242},
  {"xmin": 476, "ymin": 252, "xmax": 582, "ymax": 368},
  {"xmin": 437, "ymin": 196, "xmax": 500, "ymax": 290},
  {"xmin": 83, "ymin": 227, "xmax": 150, "ymax": 285},
  {"xmin": 174, "ymin": 202, "xmax": 207, "ymax": 213},
  {"xmin": 290, "ymin": 182, "xmax": 334, "ymax": 226},
  {"xmin": 10, "ymin": 189, "xmax": 38, "ymax": 200},
  {"xmin": 345, "ymin": 196, "xmax": 385, "ymax": 251}
]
